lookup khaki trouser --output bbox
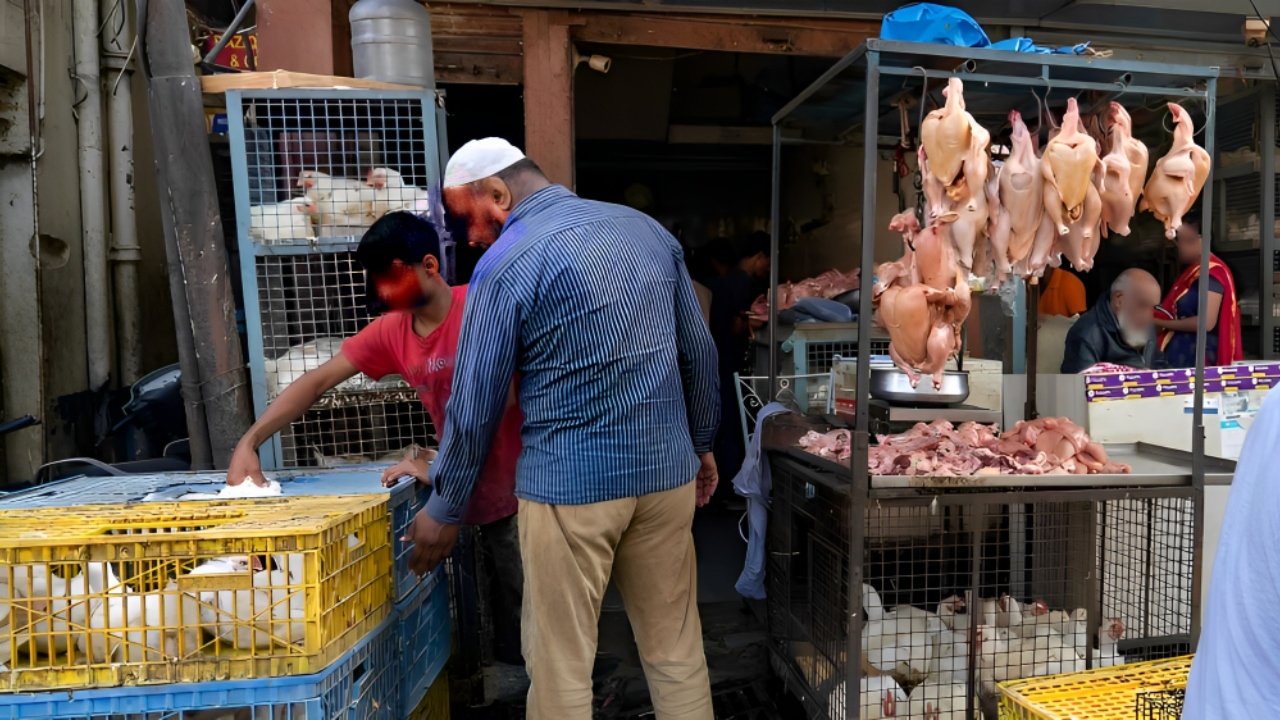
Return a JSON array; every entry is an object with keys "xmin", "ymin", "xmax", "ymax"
[{"xmin": 518, "ymin": 481, "xmax": 712, "ymax": 720}]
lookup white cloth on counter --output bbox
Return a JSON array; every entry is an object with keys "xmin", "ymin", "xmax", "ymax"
[
  {"xmin": 1184, "ymin": 392, "xmax": 1280, "ymax": 719},
  {"xmin": 180, "ymin": 479, "xmax": 283, "ymax": 501}
]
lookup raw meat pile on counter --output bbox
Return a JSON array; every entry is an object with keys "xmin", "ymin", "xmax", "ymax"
[
  {"xmin": 872, "ymin": 77, "xmax": 1209, "ymax": 388},
  {"xmin": 748, "ymin": 268, "xmax": 860, "ymax": 321},
  {"xmin": 248, "ymin": 168, "xmax": 429, "ymax": 241},
  {"xmin": 831, "ymin": 584, "xmax": 1128, "ymax": 719},
  {"xmin": 797, "ymin": 418, "xmax": 1130, "ymax": 476}
]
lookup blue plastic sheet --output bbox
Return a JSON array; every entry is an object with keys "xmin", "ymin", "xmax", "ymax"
[
  {"xmin": 880, "ymin": 3, "xmax": 991, "ymax": 48},
  {"xmin": 990, "ymin": 37, "xmax": 1093, "ymax": 55}
]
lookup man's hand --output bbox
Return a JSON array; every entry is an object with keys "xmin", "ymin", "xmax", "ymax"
[
  {"xmin": 695, "ymin": 452, "xmax": 718, "ymax": 507},
  {"xmin": 404, "ymin": 508, "xmax": 461, "ymax": 577},
  {"xmin": 381, "ymin": 455, "xmax": 430, "ymax": 488},
  {"xmin": 227, "ymin": 444, "xmax": 268, "ymax": 487}
]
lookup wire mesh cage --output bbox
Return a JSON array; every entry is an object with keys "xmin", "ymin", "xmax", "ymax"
[
  {"xmin": 766, "ymin": 452, "xmax": 1196, "ymax": 720},
  {"xmin": 278, "ymin": 385, "xmax": 434, "ymax": 468},
  {"xmin": 226, "ymin": 88, "xmax": 446, "ymax": 469},
  {"xmin": 232, "ymin": 92, "xmax": 440, "ymax": 244},
  {"xmin": 1135, "ymin": 688, "xmax": 1185, "ymax": 720}
]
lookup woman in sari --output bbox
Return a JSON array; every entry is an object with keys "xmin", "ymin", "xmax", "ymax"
[{"xmin": 1154, "ymin": 210, "xmax": 1243, "ymax": 368}]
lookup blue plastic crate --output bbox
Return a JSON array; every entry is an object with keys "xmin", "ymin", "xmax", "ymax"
[
  {"xmin": 0, "ymin": 611, "xmax": 401, "ymax": 720},
  {"xmin": 398, "ymin": 565, "xmax": 452, "ymax": 717},
  {"xmin": 0, "ymin": 468, "xmax": 430, "ymax": 601}
]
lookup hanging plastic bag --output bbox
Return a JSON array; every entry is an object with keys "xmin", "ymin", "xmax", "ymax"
[{"xmin": 880, "ymin": 3, "xmax": 991, "ymax": 48}]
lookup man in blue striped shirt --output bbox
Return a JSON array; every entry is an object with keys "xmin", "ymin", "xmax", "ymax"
[{"xmin": 405, "ymin": 138, "xmax": 720, "ymax": 719}]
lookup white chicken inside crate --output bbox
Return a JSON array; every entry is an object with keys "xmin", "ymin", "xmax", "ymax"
[
  {"xmin": 247, "ymin": 167, "xmax": 430, "ymax": 243},
  {"xmin": 0, "ymin": 554, "xmax": 310, "ymax": 669}
]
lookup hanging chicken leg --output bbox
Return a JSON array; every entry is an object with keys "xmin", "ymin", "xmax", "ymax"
[
  {"xmin": 986, "ymin": 162, "xmax": 1011, "ymax": 283},
  {"xmin": 1140, "ymin": 103, "xmax": 1211, "ymax": 239},
  {"xmin": 1055, "ymin": 182, "xmax": 1102, "ymax": 272},
  {"xmin": 1042, "ymin": 97, "xmax": 1100, "ymax": 237},
  {"xmin": 919, "ymin": 146, "xmax": 947, "ymax": 223}
]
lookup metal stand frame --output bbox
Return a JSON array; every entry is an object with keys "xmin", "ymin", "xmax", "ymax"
[{"xmin": 766, "ymin": 39, "xmax": 1219, "ymax": 720}]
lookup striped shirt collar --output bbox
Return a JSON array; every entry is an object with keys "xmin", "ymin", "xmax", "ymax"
[{"xmin": 503, "ymin": 184, "xmax": 572, "ymax": 232}]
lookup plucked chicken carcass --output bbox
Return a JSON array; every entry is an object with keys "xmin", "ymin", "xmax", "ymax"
[
  {"xmin": 999, "ymin": 111, "xmax": 1046, "ymax": 278},
  {"xmin": 1099, "ymin": 102, "xmax": 1149, "ymax": 237},
  {"xmin": 921, "ymin": 78, "xmax": 974, "ymax": 188},
  {"xmin": 918, "ymin": 79, "xmax": 993, "ymax": 272},
  {"xmin": 1042, "ymin": 98, "xmax": 1100, "ymax": 239},
  {"xmin": 1140, "ymin": 103, "xmax": 1211, "ymax": 239},
  {"xmin": 873, "ymin": 211, "xmax": 969, "ymax": 390}
]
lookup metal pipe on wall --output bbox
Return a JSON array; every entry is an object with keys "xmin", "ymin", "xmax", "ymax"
[
  {"xmin": 102, "ymin": 0, "xmax": 142, "ymax": 385},
  {"xmin": 74, "ymin": 1, "xmax": 112, "ymax": 392}
]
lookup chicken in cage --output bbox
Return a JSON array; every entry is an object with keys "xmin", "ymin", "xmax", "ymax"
[
  {"xmin": 239, "ymin": 95, "xmax": 436, "ymax": 244},
  {"xmin": 767, "ymin": 452, "xmax": 1195, "ymax": 720}
]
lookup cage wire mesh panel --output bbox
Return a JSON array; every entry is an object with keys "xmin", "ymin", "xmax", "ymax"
[
  {"xmin": 1096, "ymin": 498, "xmax": 1194, "ymax": 660},
  {"xmin": 227, "ymin": 88, "xmax": 444, "ymax": 469},
  {"xmin": 236, "ymin": 93, "xmax": 437, "ymax": 244},
  {"xmin": 765, "ymin": 453, "xmax": 1196, "ymax": 720}
]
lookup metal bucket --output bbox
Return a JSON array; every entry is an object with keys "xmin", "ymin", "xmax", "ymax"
[{"xmin": 869, "ymin": 367, "xmax": 969, "ymax": 405}]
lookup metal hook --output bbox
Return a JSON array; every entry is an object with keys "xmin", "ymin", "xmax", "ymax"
[
  {"xmin": 916, "ymin": 70, "xmax": 930, "ymax": 144},
  {"xmin": 1028, "ymin": 87, "xmax": 1045, "ymax": 136}
]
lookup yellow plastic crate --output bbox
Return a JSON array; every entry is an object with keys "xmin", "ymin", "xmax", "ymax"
[
  {"xmin": 409, "ymin": 669, "xmax": 451, "ymax": 720},
  {"xmin": 0, "ymin": 495, "xmax": 392, "ymax": 692},
  {"xmin": 999, "ymin": 655, "xmax": 1193, "ymax": 720}
]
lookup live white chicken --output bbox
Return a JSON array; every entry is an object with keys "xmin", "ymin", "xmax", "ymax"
[
  {"xmin": 367, "ymin": 167, "xmax": 429, "ymax": 217},
  {"xmin": 248, "ymin": 197, "xmax": 319, "ymax": 242},
  {"xmin": 298, "ymin": 170, "xmax": 376, "ymax": 226}
]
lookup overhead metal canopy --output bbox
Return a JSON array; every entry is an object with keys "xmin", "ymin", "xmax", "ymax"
[{"xmin": 448, "ymin": 0, "xmax": 1260, "ymax": 43}]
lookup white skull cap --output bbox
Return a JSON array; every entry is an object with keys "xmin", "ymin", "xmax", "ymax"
[{"xmin": 443, "ymin": 137, "xmax": 526, "ymax": 189}]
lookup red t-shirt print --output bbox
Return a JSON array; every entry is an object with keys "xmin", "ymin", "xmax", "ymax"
[{"xmin": 340, "ymin": 284, "xmax": 521, "ymax": 526}]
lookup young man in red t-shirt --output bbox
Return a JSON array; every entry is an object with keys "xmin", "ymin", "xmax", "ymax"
[{"xmin": 226, "ymin": 211, "xmax": 524, "ymax": 663}]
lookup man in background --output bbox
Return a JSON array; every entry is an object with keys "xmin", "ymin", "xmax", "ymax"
[
  {"xmin": 1060, "ymin": 268, "xmax": 1163, "ymax": 373},
  {"xmin": 412, "ymin": 138, "xmax": 720, "ymax": 720},
  {"xmin": 708, "ymin": 232, "xmax": 770, "ymax": 485}
]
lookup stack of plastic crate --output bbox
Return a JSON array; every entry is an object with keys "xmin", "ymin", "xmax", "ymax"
[
  {"xmin": 225, "ymin": 86, "xmax": 449, "ymax": 471},
  {"xmin": 0, "ymin": 472, "xmax": 453, "ymax": 720},
  {"xmin": 1000, "ymin": 655, "xmax": 1193, "ymax": 720}
]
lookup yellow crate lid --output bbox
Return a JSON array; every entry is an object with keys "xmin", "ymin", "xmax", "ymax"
[
  {"xmin": 0, "ymin": 495, "xmax": 387, "ymax": 546},
  {"xmin": 999, "ymin": 655, "xmax": 1193, "ymax": 720}
]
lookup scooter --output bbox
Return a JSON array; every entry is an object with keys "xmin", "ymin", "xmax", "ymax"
[{"xmin": 0, "ymin": 364, "xmax": 192, "ymax": 488}]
